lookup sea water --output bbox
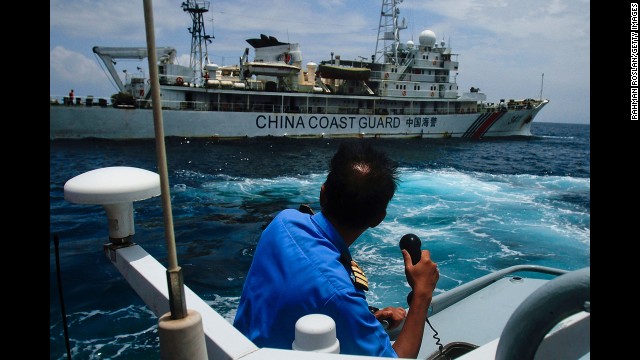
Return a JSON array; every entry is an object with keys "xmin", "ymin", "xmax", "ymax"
[{"xmin": 49, "ymin": 122, "xmax": 590, "ymax": 359}]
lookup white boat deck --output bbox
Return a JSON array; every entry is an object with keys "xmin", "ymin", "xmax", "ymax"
[
  {"xmin": 419, "ymin": 276, "xmax": 545, "ymax": 358},
  {"xmin": 110, "ymin": 243, "xmax": 589, "ymax": 359}
]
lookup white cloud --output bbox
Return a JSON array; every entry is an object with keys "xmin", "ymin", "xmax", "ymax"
[{"xmin": 50, "ymin": 46, "xmax": 102, "ymax": 84}]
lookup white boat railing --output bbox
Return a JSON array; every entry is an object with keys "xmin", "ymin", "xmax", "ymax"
[
  {"xmin": 104, "ymin": 237, "xmax": 588, "ymax": 360},
  {"xmin": 429, "ymin": 265, "xmax": 568, "ymax": 316}
]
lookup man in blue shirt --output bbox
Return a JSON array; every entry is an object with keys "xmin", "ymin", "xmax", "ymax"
[{"xmin": 233, "ymin": 142, "xmax": 439, "ymax": 358}]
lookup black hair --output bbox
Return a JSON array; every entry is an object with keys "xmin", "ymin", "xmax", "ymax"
[{"xmin": 322, "ymin": 141, "xmax": 399, "ymax": 229}]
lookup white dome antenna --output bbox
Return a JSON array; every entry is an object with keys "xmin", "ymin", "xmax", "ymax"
[
  {"xmin": 418, "ymin": 30, "xmax": 436, "ymax": 48},
  {"xmin": 64, "ymin": 166, "xmax": 161, "ymax": 243}
]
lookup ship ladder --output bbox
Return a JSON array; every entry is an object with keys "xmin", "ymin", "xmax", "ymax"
[
  {"xmin": 397, "ymin": 58, "xmax": 414, "ymax": 81},
  {"xmin": 315, "ymin": 77, "xmax": 332, "ymax": 93},
  {"xmin": 362, "ymin": 81, "xmax": 374, "ymax": 95},
  {"xmin": 280, "ymin": 76, "xmax": 294, "ymax": 92}
]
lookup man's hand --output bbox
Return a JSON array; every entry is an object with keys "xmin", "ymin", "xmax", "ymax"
[
  {"xmin": 374, "ymin": 306, "xmax": 407, "ymax": 330},
  {"xmin": 402, "ymin": 249, "xmax": 439, "ymax": 302}
]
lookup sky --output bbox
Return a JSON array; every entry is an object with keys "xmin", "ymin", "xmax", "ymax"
[{"xmin": 50, "ymin": 0, "xmax": 590, "ymax": 125}]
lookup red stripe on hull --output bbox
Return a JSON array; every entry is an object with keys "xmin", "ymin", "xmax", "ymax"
[{"xmin": 472, "ymin": 112, "xmax": 503, "ymax": 139}]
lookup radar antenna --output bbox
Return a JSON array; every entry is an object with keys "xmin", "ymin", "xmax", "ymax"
[
  {"xmin": 374, "ymin": 0, "xmax": 407, "ymax": 64},
  {"xmin": 181, "ymin": 1, "xmax": 214, "ymax": 84}
]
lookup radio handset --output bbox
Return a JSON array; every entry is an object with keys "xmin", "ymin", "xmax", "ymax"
[
  {"xmin": 399, "ymin": 233, "xmax": 444, "ymax": 354},
  {"xmin": 399, "ymin": 233, "xmax": 422, "ymax": 306}
]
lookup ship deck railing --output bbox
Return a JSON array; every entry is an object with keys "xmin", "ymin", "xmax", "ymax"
[
  {"xmin": 50, "ymin": 95, "xmax": 111, "ymax": 107},
  {"xmin": 138, "ymin": 99, "xmax": 485, "ymax": 116},
  {"xmin": 51, "ymin": 95, "xmax": 543, "ymax": 114},
  {"xmin": 49, "ymin": 96, "xmax": 481, "ymax": 116}
]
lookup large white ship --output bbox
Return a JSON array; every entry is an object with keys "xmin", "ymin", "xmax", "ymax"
[{"xmin": 50, "ymin": 0, "xmax": 548, "ymax": 140}]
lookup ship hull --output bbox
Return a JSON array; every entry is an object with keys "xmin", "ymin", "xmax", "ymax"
[{"xmin": 50, "ymin": 103, "xmax": 545, "ymax": 140}]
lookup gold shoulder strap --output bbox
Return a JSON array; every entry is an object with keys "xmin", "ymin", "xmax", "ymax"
[
  {"xmin": 338, "ymin": 245, "xmax": 369, "ymax": 292},
  {"xmin": 350, "ymin": 259, "xmax": 369, "ymax": 291}
]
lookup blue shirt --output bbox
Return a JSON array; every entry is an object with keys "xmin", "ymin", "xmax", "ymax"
[{"xmin": 233, "ymin": 209, "xmax": 397, "ymax": 357}]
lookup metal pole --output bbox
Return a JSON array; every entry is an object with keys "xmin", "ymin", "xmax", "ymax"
[
  {"xmin": 142, "ymin": 5, "xmax": 207, "ymax": 357},
  {"xmin": 142, "ymin": 0, "xmax": 187, "ymax": 320}
]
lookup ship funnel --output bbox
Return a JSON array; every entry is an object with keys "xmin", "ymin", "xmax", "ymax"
[{"xmin": 64, "ymin": 166, "xmax": 161, "ymax": 243}]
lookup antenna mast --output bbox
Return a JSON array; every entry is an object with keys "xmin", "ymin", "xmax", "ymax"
[
  {"xmin": 374, "ymin": 0, "xmax": 406, "ymax": 64},
  {"xmin": 539, "ymin": 73, "xmax": 544, "ymax": 100},
  {"xmin": 182, "ymin": 1, "xmax": 214, "ymax": 84}
]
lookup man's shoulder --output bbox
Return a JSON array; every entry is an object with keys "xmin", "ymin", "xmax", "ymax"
[
  {"xmin": 279, "ymin": 208, "xmax": 304, "ymax": 216},
  {"xmin": 264, "ymin": 208, "xmax": 314, "ymax": 236},
  {"xmin": 274, "ymin": 208, "xmax": 312, "ymax": 223}
]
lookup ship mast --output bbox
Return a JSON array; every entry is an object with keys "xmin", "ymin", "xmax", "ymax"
[
  {"xmin": 181, "ymin": 0, "xmax": 213, "ymax": 84},
  {"xmin": 374, "ymin": 0, "xmax": 406, "ymax": 64}
]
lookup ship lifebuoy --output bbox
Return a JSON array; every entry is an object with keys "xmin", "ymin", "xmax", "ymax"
[
  {"xmin": 402, "ymin": 90, "xmax": 406, "ymax": 96},
  {"xmin": 432, "ymin": 60, "xmax": 436, "ymax": 65},
  {"xmin": 284, "ymin": 53, "xmax": 292, "ymax": 64},
  {"xmin": 176, "ymin": 77, "xmax": 184, "ymax": 85},
  {"xmin": 430, "ymin": 91, "xmax": 435, "ymax": 97},
  {"xmin": 384, "ymin": 72, "xmax": 389, "ymax": 79}
]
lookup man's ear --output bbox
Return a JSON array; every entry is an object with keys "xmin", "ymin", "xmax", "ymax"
[
  {"xmin": 369, "ymin": 210, "xmax": 386, "ymax": 228},
  {"xmin": 320, "ymin": 184, "xmax": 327, "ymax": 208}
]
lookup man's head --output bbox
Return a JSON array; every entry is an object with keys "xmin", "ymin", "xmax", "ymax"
[{"xmin": 321, "ymin": 141, "xmax": 399, "ymax": 230}]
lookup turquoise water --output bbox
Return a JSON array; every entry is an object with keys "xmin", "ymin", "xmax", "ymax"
[{"xmin": 49, "ymin": 122, "xmax": 590, "ymax": 359}]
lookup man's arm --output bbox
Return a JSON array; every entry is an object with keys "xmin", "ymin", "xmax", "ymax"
[{"xmin": 391, "ymin": 249, "xmax": 439, "ymax": 358}]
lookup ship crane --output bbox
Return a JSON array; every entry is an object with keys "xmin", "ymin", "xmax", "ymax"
[{"xmin": 93, "ymin": 46, "xmax": 177, "ymax": 94}]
